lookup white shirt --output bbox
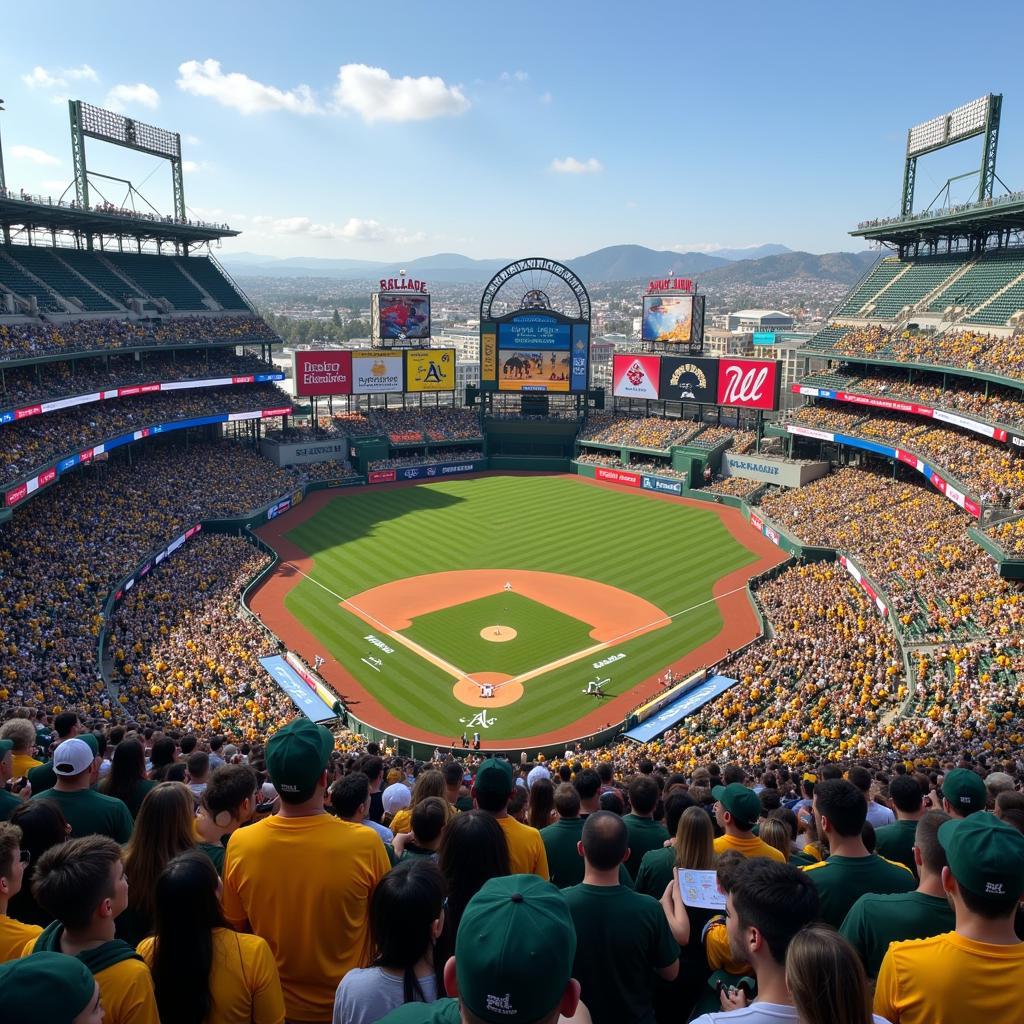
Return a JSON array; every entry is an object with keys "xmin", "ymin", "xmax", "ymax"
[
  {"xmin": 692, "ymin": 1004, "xmax": 892, "ymax": 1024},
  {"xmin": 866, "ymin": 800, "xmax": 896, "ymax": 829}
]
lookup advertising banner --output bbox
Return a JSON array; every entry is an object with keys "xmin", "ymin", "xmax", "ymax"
[
  {"xmin": 405, "ymin": 348, "xmax": 455, "ymax": 392},
  {"xmin": 353, "ymin": 351, "xmax": 405, "ymax": 394},
  {"xmin": 659, "ymin": 357, "xmax": 719, "ymax": 403},
  {"xmin": 723, "ymin": 452, "xmax": 830, "ymax": 488},
  {"xmin": 642, "ymin": 475, "xmax": 683, "ymax": 495},
  {"xmin": 379, "ymin": 294, "xmax": 430, "ymax": 341},
  {"xmin": 595, "ymin": 466, "xmax": 641, "ymax": 487},
  {"xmin": 294, "ymin": 351, "xmax": 352, "ymax": 397},
  {"xmin": 498, "ymin": 315, "xmax": 571, "ymax": 350},
  {"xmin": 624, "ymin": 674, "xmax": 738, "ymax": 742},
  {"xmin": 612, "ymin": 354, "xmax": 661, "ymax": 400},
  {"xmin": 367, "ymin": 461, "xmax": 483, "ymax": 485},
  {"xmin": 717, "ymin": 358, "xmax": 781, "ymax": 410},
  {"xmin": 481, "ymin": 326, "xmax": 497, "ymax": 385},
  {"xmin": 642, "ymin": 294, "xmax": 693, "ymax": 343},
  {"xmin": 259, "ymin": 655, "xmax": 337, "ymax": 723},
  {"xmin": 266, "ymin": 497, "xmax": 291, "ymax": 520},
  {"xmin": 368, "ymin": 469, "xmax": 397, "ymax": 484},
  {"xmin": 571, "ymin": 324, "xmax": 590, "ymax": 392}
]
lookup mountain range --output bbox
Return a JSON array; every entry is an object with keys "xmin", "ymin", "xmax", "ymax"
[{"xmin": 221, "ymin": 243, "xmax": 877, "ymax": 287}]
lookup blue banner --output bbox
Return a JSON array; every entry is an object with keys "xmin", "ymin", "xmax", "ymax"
[
  {"xmin": 642, "ymin": 475, "xmax": 683, "ymax": 496},
  {"xmin": 392, "ymin": 460, "xmax": 485, "ymax": 482},
  {"xmin": 624, "ymin": 674, "xmax": 738, "ymax": 742},
  {"xmin": 571, "ymin": 324, "xmax": 590, "ymax": 392},
  {"xmin": 498, "ymin": 315, "xmax": 571, "ymax": 350},
  {"xmin": 835, "ymin": 434, "xmax": 896, "ymax": 459},
  {"xmin": 259, "ymin": 655, "xmax": 336, "ymax": 723}
]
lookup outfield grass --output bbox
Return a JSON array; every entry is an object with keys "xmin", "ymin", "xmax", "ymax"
[{"xmin": 283, "ymin": 475, "xmax": 758, "ymax": 740}]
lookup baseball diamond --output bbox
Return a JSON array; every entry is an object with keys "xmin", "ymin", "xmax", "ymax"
[{"xmin": 251, "ymin": 473, "xmax": 786, "ymax": 746}]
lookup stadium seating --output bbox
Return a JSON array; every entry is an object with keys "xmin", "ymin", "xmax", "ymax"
[
  {"xmin": 832, "ymin": 257, "xmax": 904, "ymax": 317},
  {"xmin": 5, "ymin": 247, "xmax": 117, "ymax": 312},
  {"xmin": 864, "ymin": 254, "xmax": 967, "ymax": 320},
  {"xmin": 0, "ymin": 249, "xmax": 65, "ymax": 313},
  {"xmin": 102, "ymin": 251, "xmax": 209, "ymax": 309},
  {"xmin": 57, "ymin": 248, "xmax": 146, "ymax": 305},
  {"xmin": 174, "ymin": 257, "xmax": 250, "ymax": 311},
  {"xmin": 926, "ymin": 248, "xmax": 1024, "ymax": 316}
]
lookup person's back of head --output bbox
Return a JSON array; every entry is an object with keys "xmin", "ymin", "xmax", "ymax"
[
  {"xmin": 331, "ymin": 772, "xmax": 370, "ymax": 819},
  {"xmin": 627, "ymin": 775, "xmax": 658, "ymax": 817},
  {"xmin": 53, "ymin": 712, "xmax": 80, "ymax": 741},
  {"xmin": 599, "ymin": 790, "xmax": 624, "ymax": 815},
  {"xmin": 847, "ymin": 765, "xmax": 872, "ymax": 795},
  {"xmin": 361, "ymin": 755, "xmax": 384, "ymax": 785},
  {"xmin": 729, "ymin": 858, "xmax": 820, "ymax": 967},
  {"xmin": 760, "ymin": 789, "xmax": 782, "ymax": 815},
  {"xmin": 939, "ymin": 811, "xmax": 1024, "ymax": 921},
  {"xmin": 722, "ymin": 763, "xmax": 745, "ymax": 785},
  {"xmin": 100, "ymin": 737, "xmax": 145, "ymax": 801},
  {"xmin": 412, "ymin": 797, "xmax": 448, "ymax": 846},
  {"xmin": 785, "ymin": 925, "xmax": 874, "ymax": 1024},
  {"xmin": 149, "ymin": 736, "xmax": 177, "ymax": 769},
  {"xmin": 995, "ymin": 790, "xmax": 1024, "ymax": 833},
  {"xmin": 912, "ymin": 809, "xmax": 950, "ymax": 879},
  {"xmin": 663, "ymin": 791, "xmax": 695, "ymax": 836},
  {"xmin": 180, "ymin": 734, "xmax": 198, "ymax": 757},
  {"xmin": 820, "ymin": 764, "xmax": 844, "ymax": 782},
  {"xmin": 769, "ymin": 806, "xmax": 799, "ymax": 843},
  {"xmin": 573, "ymin": 768, "xmax": 601, "ymax": 804},
  {"xmin": 554, "ymin": 783, "xmax": 581, "ymax": 820},
  {"xmin": 597, "ymin": 763, "xmax": 614, "ymax": 785},
  {"xmin": 149, "ymin": 851, "xmax": 225, "ymax": 1024},
  {"xmin": 758, "ymin": 818, "xmax": 791, "ymax": 862},
  {"xmin": 638, "ymin": 759, "xmax": 654, "ymax": 775},
  {"xmin": 675, "ymin": 805, "xmax": 715, "ymax": 870},
  {"xmin": 889, "ymin": 774, "xmax": 924, "ymax": 815},
  {"xmin": 203, "ymin": 763, "xmax": 259, "ymax": 829},
  {"xmin": 814, "ymin": 779, "xmax": 867, "ymax": 839},
  {"xmin": 33, "ymin": 835, "xmax": 125, "ymax": 930},
  {"xmin": 187, "ymin": 751, "xmax": 210, "ymax": 783},
  {"xmin": 443, "ymin": 760, "xmax": 463, "ymax": 790},
  {"xmin": 580, "ymin": 810, "xmax": 628, "ymax": 871}
]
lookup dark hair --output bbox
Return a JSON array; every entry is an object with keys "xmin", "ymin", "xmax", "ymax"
[
  {"xmin": 663, "ymin": 791, "xmax": 695, "ymax": 836},
  {"xmin": 814, "ymin": 780, "xmax": 867, "ymax": 838},
  {"xmin": 527, "ymin": 777, "xmax": 555, "ymax": 831},
  {"xmin": 474, "ymin": 785, "xmax": 511, "ymax": 814},
  {"xmin": 715, "ymin": 850, "xmax": 747, "ymax": 894},
  {"xmin": 54, "ymin": 712, "xmax": 80, "ymax": 739},
  {"xmin": 958, "ymin": 881, "xmax": 1022, "ymax": 919},
  {"xmin": 186, "ymin": 751, "xmax": 210, "ymax": 779},
  {"xmin": 412, "ymin": 797, "xmax": 448, "ymax": 844},
  {"xmin": 786, "ymin": 925, "xmax": 874, "ymax": 1024},
  {"xmin": 820, "ymin": 764, "xmax": 844, "ymax": 781},
  {"xmin": 371, "ymin": 860, "xmax": 446, "ymax": 1002},
  {"xmin": 769, "ymin": 806, "xmax": 799, "ymax": 842},
  {"xmin": 913, "ymin": 810, "xmax": 949, "ymax": 875},
  {"xmin": 443, "ymin": 760, "xmax": 464, "ymax": 787},
  {"xmin": 33, "ymin": 835, "xmax": 122, "ymax": 929},
  {"xmin": 722, "ymin": 764, "xmax": 745, "ymax": 785},
  {"xmin": 847, "ymin": 766, "xmax": 872, "ymax": 794},
  {"xmin": 597, "ymin": 762, "xmax": 614, "ymax": 783},
  {"xmin": 179, "ymin": 735, "xmax": 198, "ymax": 757},
  {"xmin": 332, "ymin": 773, "xmax": 371, "ymax": 818},
  {"xmin": 729, "ymin": 858, "xmax": 820, "ymax": 964},
  {"xmin": 861, "ymin": 821, "xmax": 876, "ymax": 853},
  {"xmin": 361, "ymin": 755, "xmax": 384, "ymax": 783},
  {"xmin": 581, "ymin": 811, "xmax": 627, "ymax": 870},
  {"xmin": 760, "ymin": 790, "xmax": 782, "ymax": 814},
  {"xmin": 7, "ymin": 801, "xmax": 68, "ymax": 925},
  {"xmin": 99, "ymin": 738, "xmax": 147, "ymax": 805},
  {"xmin": 436, "ymin": 811, "xmax": 510, "ymax": 966},
  {"xmin": 573, "ymin": 768, "xmax": 601, "ymax": 801},
  {"xmin": 148, "ymin": 851, "xmax": 224, "ymax": 1024},
  {"xmin": 149, "ymin": 736, "xmax": 177, "ymax": 770},
  {"xmin": 203, "ymin": 764, "xmax": 258, "ymax": 824},
  {"xmin": 628, "ymin": 776, "xmax": 659, "ymax": 816},
  {"xmin": 600, "ymin": 790, "xmax": 625, "ymax": 815},
  {"xmin": 554, "ymin": 783, "xmax": 580, "ymax": 818},
  {"xmin": 889, "ymin": 775, "xmax": 924, "ymax": 814}
]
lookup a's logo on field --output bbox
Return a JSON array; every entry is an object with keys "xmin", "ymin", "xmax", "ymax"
[{"xmin": 459, "ymin": 710, "xmax": 496, "ymax": 729}]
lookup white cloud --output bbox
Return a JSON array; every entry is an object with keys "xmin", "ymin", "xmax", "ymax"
[
  {"xmin": 500, "ymin": 70, "xmax": 529, "ymax": 83},
  {"xmin": 10, "ymin": 145, "xmax": 60, "ymax": 166},
  {"xmin": 333, "ymin": 64, "xmax": 469, "ymax": 123},
  {"xmin": 182, "ymin": 160, "xmax": 201, "ymax": 173},
  {"xmin": 177, "ymin": 59, "xmax": 318, "ymax": 115},
  {"xmin": 251, "ymin": 214, "xmax": 423, "ymax": 245},
  {"xmin": 105, "ymin": 83, "xmax": 160, "ymax": 111},
  {"xmin": 21, "ymin": 64, "xmax": 97, "ymax": 89},
  {"xmin": 550, "ymin": 156, "xmax": 603, "ymax": 174},
  {"xmin": 39, "ymin": 179, "xmax": 70, "ymax": 193},
  {"xmin": 184, "ymin": 134, "xmax": 201, "ymax": 146}
]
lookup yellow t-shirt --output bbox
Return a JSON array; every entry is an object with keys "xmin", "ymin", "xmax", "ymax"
[
  {"xmin": 11, "ymin": 753, "xmax": 42, "ymax": 779},
  {"xmin": 713, "ymin": 833, "xmax": 787, "ymax": 863},
  {"xmin": 388, "ymin": 807, "xmax": 412, "ymax": 835},
  {"xmin": 497, "ymin": 815, "xmax": 549, "ymax": 878},
  {"xmin": 874, "ymin": 930, "xmax": 1024, "ymax": 1024},
  {"xmin": 221, "ymin": 812, "xmax": 389, "ymax": 1023},
  {"xmin": 138, "ymin": 928, "xmax": 285, "ymax": 1024},
  {"xmin": 703, "ymin": 918, "xmax": 751, "ymax": 974},
  {"xmin": 0, "ymin": 914, "xmax": 42, "ymax": 962}
]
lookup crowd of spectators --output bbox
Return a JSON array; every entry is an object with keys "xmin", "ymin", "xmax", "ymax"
[
  {"xmin": 368, "ymin": 449, "xmax": 482, "ymax": 471},
  {"xmin": 0, "ymin": 384, "xmax": 292, "ymax": 488},
  {"xmin": 579, "ymin": 414, "xmax": 699, "ymax": 450},
  {"xmin": 687, "ymin": 425, "xmax": 736, "ymax": 450},
  {"xmin": 703, "ymin": 474, "xmax": 762, "ymax": 499},
  {"xmin": 573, "ymin": 451, "xmax": 689, "ymax": 480},
  {"xmin": 0, "ymin": 315, "xmax": 278, "ymax": 361},
  {"xmin": 989, "ymin": 516, "xmax": 1024, "ymax": 556},
  {"xmin": 417, "ymin": 407, "xmax": 482, "ymax": 441},
  {"xmin": 757, "ymin": 468, "xmax": 1024, "ymax": 644}
]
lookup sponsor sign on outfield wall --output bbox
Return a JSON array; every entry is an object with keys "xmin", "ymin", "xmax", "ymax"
[
  {"xmin": 366, "ymin": 461, "xmax": 485, "ymax": 485},
  {"xmin": 353, "ymin": 351, "xmax": 405, "ymax": 394},
  {"xmin": 612, "ymin": 354, "xmax": 661, "ymax": 399},
  {"xmin": 596, "ymin": 466, "xmax": 641, "ymax": 486},
  {"xmin": 293, "ymin": 351, "xmax": 352, "ymax": 397},
  {"xmin": 717, "ymin": 358, "xmax": 781, "ymax": 410},
  {"xmin": 659, "ymin": 356, "xmax": 719, "ymax": 403}
]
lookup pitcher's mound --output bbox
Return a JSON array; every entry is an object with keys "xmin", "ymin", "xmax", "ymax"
[{"xmin": 481, "ymin": 625, "xmax": 517, "ymax": 642}]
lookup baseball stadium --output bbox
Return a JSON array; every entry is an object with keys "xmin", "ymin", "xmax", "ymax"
[{"xmin": 3, "ymin": 26, "xmax": 1024, "ymax": 1023}]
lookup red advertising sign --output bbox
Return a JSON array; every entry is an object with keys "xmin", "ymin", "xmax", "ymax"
[
  {"xmin": 369, "ymin": 469, "xmax": 397, "ymax": 484},
  {"xmin": 595, "ymin": 466, "xmax": 641, "ymax": 487},
  {"xmin": 612, "ymin": 354, "xmax": 661, "ymax": 400},
  {"xmin": 716, "ymin": 358, "xmax": 781, "ymax": 411},
  {"xmin": 5, "ymin": 482, "xmax": 28, "ymax": 507},
  {"xmin": 750, "ymin": 512, "xmax": 764, "ymax": 532},
  {"xmin": 293, "ymin": 351, "xmax": 353, "ymax": 397}
]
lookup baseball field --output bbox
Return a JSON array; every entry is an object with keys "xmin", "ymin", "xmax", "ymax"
[{"xmin": 252, "ymin": 474, "xmax": 783, "ymax": 747}]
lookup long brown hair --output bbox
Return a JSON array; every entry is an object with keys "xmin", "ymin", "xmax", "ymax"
[
  {"xmin": 786, "ymin": 925, "xmax": 874, "ymax": 1024},
  {"xmin": 124, "ymin": 782, "xmax": 196, "ymax": 922},
  {"xmin": 527, "ymin": 777, "xmax": 555, "ymax": 830},
  {"xmin": 674, "ymin": 806, "xmax": 715, "ymax": 870},
  {"xmin": 759, "ymin": 818, "xmax": 791, "ymax": 863}
]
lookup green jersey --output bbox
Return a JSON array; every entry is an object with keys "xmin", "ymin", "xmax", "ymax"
[
  {"xmin": 32, "ymin": 788, "xmax": 133, "ymax": 843},
  {"xmin": 622, "ymin": 815, "xmax": 670, "ymax": 881},
  {"xmin": 0, "ymin": 789, "xmax": 21, "ymax": 822},
  {"xmin": 874, "ymin": 818, "xmax": 919, "ymax": 875},
  {"xmin": 563, "ymin": 883, "xmax": 679, "ymax": 1024},
  {"xmin": 540, "ymin": 818, "xmax": 632, "ymax": 889},
  {"xmin": 634, "ymin": 845, "xmax": 675, "ymax": 898},
  {"xmin": 840, "ymin": 890, "xmax": 955, "ymax": 978},
  {"xmin": 803, "ymin": 853, "xmax": 915, "ymax": 928},
  {"xmin": 376, "ymin": 996, "xmax": 460, "ymax": 1024}
]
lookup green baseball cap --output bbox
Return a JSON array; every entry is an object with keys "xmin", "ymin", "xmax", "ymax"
[
  {"xmin": 79, "ymin": 732, "xmax": 100, "ymax": 757},
  {"xmin": 473, "ymin": 757, "xmax": 514, "ymax": 798},
  {"xmin": 712, "ymin": 783, "xmax": 761, "ymax": 830},
  {"xmin": 938, "ymin": 812, "xmax": 1024, "ymax": 901},
  {"xmin": 0, "ymin": 739, "xmax": 13, "ymax": 761},
  {"xmin": 941, "ymin": 768, "xmax": 988, "ymax": 816},
  {"xmin": 0, "ymin": 951, "xmax": 97, "ymax": 1023},
  {"xmin": 265, "ymin": 719, "xmax": 334, "ymax": 798},
  {"xmin": 456, "ymin": 875, "xmax": 576, "ymax": 1023}
]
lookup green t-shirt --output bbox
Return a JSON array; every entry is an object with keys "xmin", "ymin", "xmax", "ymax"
[
  {"xmin": 874, "ymin": 818, "xmax": 919, "ymax": 875},
  {"xmin": 622, "ymin": 815, "xmax": 670, "ymax": 881},
  {"xmin": 0, "ymin": 789, "xmax": 21, "ymax": 822},
  {"xmin": 26, "ymin": 760, "xmax": 57, "ymax": 795},
  {"xmin": 563, "ymin": 883, "xmax": 679, "ymax": 1024},
  {"xmin": 803, "ymin": 853, "xmax": 916, "ymax": 928},
  {"xmin": 840, "ymin": 889, "xmax": 955, "ymax": 978},
  {"xmin": 540, "ymin": 818, "xmax": 633, "ymax": 889},
  {"xmin": 32, "ymin": 787, "xmax": 133, "ymax": 844},
  {"xmin": 198, "ymin": 840, "xmax": 227, "ymax": 875},
  {"xmin": 377, "ymin": 997, "xmax": 460, "ymax": 1024},
  {"xmin": 634, "ymin": 845, "xmax": 675, "ymax": 898}
]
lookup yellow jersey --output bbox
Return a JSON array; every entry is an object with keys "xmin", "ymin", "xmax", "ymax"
[
  {"xmin": 221, "ymin": 812, "xmax": 389, "ymax": 1023},
  {"xmin": 497, "ymin": 815, "xmax": 549, "ymax": 878},
  {"xmin": 0, "ymin": 914, "xmax": 41, "ymax": 963},
  {"xmin": 713, "ymin": 833, "xmax": 787, "ymax": 863},
  {"xmin": 11, "ymin": 753, "xmax": 42, "ymax": 779},
  {"xmin": 874, "ymin": 930, "xmax": 1024, "ymax": 1024},
  {"xmin": 139, "ymin": 927, "xmax": 285, "ymax": 1024}
]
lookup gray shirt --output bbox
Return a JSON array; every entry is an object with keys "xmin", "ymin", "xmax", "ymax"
[{"xmin": 333, "ymin": 966, "xmax": 438, "ymax": 1024}]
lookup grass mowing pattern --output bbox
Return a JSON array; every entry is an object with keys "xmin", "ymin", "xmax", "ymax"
[{"xmin": 283, "ymin": 475, "xmax": 758, "ymax": 740}]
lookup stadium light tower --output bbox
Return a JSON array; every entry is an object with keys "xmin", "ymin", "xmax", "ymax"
[{"xmin": 0, "ymin": 98, "xmax": 6, "ymax": 192}]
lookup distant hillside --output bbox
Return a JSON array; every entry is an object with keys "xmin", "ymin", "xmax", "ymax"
[
  {"xmin": 712, "ymin": 244, "xmax": 791, "ymax": 261},
  {"xmin": 699, "ymin": 250, "xmax": 878, "ymax": 287},
  {"xmin": 563, "ymin": 245, "xmax": 731, "ymax": 282}
]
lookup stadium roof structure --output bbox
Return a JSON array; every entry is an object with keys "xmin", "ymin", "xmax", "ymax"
[{"xmin": 0, "ymin": 192, "xmax": 239, "ymax": 247}]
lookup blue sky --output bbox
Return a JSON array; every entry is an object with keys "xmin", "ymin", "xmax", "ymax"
[{"xmin": 2, "ymin": 1, "xmax": 1023, "ymax": 260}]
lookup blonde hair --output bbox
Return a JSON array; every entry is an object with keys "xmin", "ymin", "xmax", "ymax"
[
  {"xmin": 785, "ymin": 925, "xmax": 873, "ymax": 1024},
  {"xmin": 758, "ymin": 818, "xmax": 791, "ymax": 862},
  {"xmin": 674, "ymin": 806, "xmax": 715, "ymax": 870},
  {"xmin": 0, "ymin": 718, "xmax": 36, "ymax": 753}
]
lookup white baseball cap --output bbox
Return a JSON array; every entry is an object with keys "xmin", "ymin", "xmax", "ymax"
[
  {"xmin": 53, "ymin": 738, "xmax": 95, "ymax": 777},
  {"xmin": 527, "ymin": 765, "xmax": 551, "ymax": 789},
  {"xmin": 382, "ymin": 782, "xmax": 412, "ymax": 816}
]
